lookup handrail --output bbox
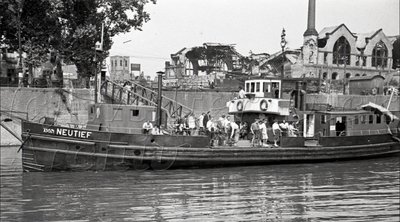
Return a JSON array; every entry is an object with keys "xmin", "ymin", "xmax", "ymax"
[
  {"xmin": 128, "ymin": 80, "xmax": 193, "ymax": 111},
  {"xmin": 100, "ymin": 80, "xmax": 193, "ymax": 119}
]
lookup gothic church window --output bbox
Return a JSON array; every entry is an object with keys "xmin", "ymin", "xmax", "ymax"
[
  {"xmin": 372, "ymin": 41, "xmax": 388, "ymax": 68},
  {"xmin": 333, "ymin": 36, "xmax": 351, "ymax": 65}
]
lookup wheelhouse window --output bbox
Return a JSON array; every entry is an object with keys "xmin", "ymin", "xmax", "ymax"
[
  {"xmin": 333, "ymin": 36, "xmax": 351, "ymax": 65},
  {"xmin": 354, "ymin": 115, "xmax": 359, "ymax": 124},
  {"xmin": 369, "ymin": 115, "xmax": 374, "ymax": 124},
  {"xmin": 250, "ymin": 82, "xmax": 255, "ymax": 93},
  {"xmin": 376, "ymin": 114, "xmax": 381, "ymax": 124},
  {"xmin": 256, "ymin": 82, "xmax": 260, "ymax": 92},
  {"xmin": 246, "ymin": 83, "xmax": 250, "ymax": 92},
  {"xmin": 263, "ymin": 82, "xmax": 270, "ymax": 92},
  {"xmin": 361, "ymin": 115, "xmax": 366, "ymax": 124},
  {"xmin": 372, "ymin": 41, "xmax": 388, "ymax": 68}
]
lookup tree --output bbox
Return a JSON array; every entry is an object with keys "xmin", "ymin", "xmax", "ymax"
[
  {"xmin": 1, "ymin": 0, "xmax": 156, "ymax": 88},
  {"xmin": 50, "ymin": 0, "xmax": 157, "ymax": 88}
]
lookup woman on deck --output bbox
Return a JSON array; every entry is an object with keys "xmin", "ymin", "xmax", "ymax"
[
  {"xmin": 259, "ymin": 119, "xmax": 269, "ymax": 147},
  {"xmin": 272, "ymin": 120, "xmax": 282, "ymax": 147}
]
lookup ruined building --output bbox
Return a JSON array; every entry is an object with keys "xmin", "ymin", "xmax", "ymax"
[{"xmin": 164, "ymin": 43, "xmax": 249, "ymax": 89}]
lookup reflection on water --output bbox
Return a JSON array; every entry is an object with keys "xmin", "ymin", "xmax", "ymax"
[{"xmin": 1, "ymin": 146, "xmax": 399, "ymax": 221}]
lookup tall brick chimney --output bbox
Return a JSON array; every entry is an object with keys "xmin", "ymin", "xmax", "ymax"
[
  {"xmin": 302, "ymin": 0, "xmax": 319, "ymax": 65},
  {"xmin": 303, "ymin": 0, "xmax": 318, "ymax": 36}
]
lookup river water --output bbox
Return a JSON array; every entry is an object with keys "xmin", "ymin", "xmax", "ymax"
[{"xmin": 1, "ymin": 146, "xmax": 399, "ymax": 222}]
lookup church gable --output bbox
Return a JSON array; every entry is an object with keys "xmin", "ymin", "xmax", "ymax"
[
  {"xmin": 320, "ymin": 24, "xmax": 357, "ymax": 54},
  {"xmin": 363, "ymin": 29, "xmax": 393, "ymax": 57},
  {"xmin": 318, "ymin": 24, "xmax": 356, "ymax": 40}
]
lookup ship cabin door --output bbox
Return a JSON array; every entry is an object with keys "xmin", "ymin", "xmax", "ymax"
[
  {"xmin": 335, "ymin": 116, "xmax": 347, "ymax": 136},
  {"xmin": 262, "ymin": 82, "xmax": 272, "ymax": 98},
  {"xmin": 303, "ymin": 113, "xmax": 315, "ymax": 137}
]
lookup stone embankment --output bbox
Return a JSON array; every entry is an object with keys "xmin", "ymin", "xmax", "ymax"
[{"xmin": 1, "ymin": 87, "xmax": 399, "ymax": 146}]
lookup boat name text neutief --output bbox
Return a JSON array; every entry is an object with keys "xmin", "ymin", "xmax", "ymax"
[{"xmin": 43, "ymin": 127, "xmax": 92, "ymax": 139}]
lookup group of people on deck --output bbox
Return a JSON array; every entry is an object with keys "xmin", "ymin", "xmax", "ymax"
[
  {"xmin": 201, "ymin": 114, "xmax": 241, "ymax": 146},
  {"xmin": 249, "ymin": 119, "xmax": 298, "ymax": 147},
  {"xmin": 142, "ymin": 111, "xmax": 299, "ymax": 147},
  {"xmin": 142, "ymin": 121, "xmax": 168, "ymax": 135},
  {"xmin": 173, "ymin": 113, "xmax": 197, "ymax": 136}
]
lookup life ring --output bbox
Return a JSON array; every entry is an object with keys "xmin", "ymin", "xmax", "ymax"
[
  {"xmin": 237, "ymin": 101, "xmax": 243, "ymax": 111},
  {"xmin": 371, "ymin": 87, "xmax": 377, "ymax": 95},
  {"xmin": 260, "ymin": 99, "xmax": 268, "ymax": 111}
]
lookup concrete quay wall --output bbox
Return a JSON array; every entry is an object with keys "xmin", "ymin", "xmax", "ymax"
[
  {"xmin": 0, "ymin": 87, "xmax": 94, "ymax": 124},
  {"xmin": 1, "ymin": 87, "xmax": 94, "ymax": 145},
  {"xmin": 1, "ymin": 87, "xmax": 399, "ymax": 146}
]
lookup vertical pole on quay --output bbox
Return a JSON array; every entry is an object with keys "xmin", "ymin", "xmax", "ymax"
[{"xmin": 156, "ymin": 71, "xmax": 165, "ymax": 127}]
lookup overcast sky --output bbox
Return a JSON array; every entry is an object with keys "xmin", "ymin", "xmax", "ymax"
[{"xmin": 109, "ymin": 0, "xmax": 400, "ymax": 79}]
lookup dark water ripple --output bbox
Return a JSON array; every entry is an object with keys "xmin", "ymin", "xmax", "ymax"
[{"xmin": 1, "ymin": 146, "xmax": 399, "ymax": 221}]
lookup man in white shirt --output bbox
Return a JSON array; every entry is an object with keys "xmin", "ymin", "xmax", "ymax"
[
  {"xmin": 198, "ymin": 113, "xmax": 205, "ymax": 134},
  {"xmin": 279, "ymin": 120, "xmax": 289, "ymax": 136},
  {"xmin": 188, "ymin": 113, "xmax": 196, "ymax": 135},
  {"xmin": 238, "ymin": 86, "xmax": 245, "ymax": 99},
  {"xmin": 229, "ymin": 120, "xmax": 239, "ymax": 145},
  {"xmin": 142, "ymin": 121, "xmax": 153, "ymax": 134},
  {"xmin": 206, "ymin": 118, "xmax": 215, "ymax": 132}
]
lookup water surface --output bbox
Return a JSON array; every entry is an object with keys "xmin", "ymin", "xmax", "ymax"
[{"xmin": 1, "ymin": 146, "xmax": 399, "ymax": 221}]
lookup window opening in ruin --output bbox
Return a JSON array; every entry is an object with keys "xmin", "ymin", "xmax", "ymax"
[
  {"xmin": 372, "ymin": 41, "xmax": 388, "ymax": 68},
  {"xmin": 333, "ymin": 36, "xmax": 351, "ymax": 65}
]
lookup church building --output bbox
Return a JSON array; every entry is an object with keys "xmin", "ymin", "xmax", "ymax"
[{"xmin": 268, "ymin": 0, "xmax": 399, "ymax": 94}]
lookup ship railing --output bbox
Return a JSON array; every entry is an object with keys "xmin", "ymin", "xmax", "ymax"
[
  {"xmin": 313, "ymin": 127, "xmax": 399, "ymax": 137},
  {"xmin": 101, "ymin": 80, "xmax": 194, "ymax": 119},
  {"xmin": 57, "ymin": 122, "xmax": 178, "ymax": 135},
  {"xmin": 126, "ymin": 80, "xmax": 194, "ymax": 118},
  {"xmin": 346, "ymin": 128, "xmax": 398, "ymax": 136}
]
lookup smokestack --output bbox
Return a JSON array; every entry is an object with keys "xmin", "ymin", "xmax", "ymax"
[{"xmin": 303, "ymin": 0, "xmax": 318, "ymax": 36}]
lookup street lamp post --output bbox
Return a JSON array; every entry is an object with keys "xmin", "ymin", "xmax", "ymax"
[
  {"xmin": 280, "ymin": 28, "xmax": 287, "ymax": 79},
  {"xmin": 94, "ymin": 23, "xmax": 104, "ymax": 103}
]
